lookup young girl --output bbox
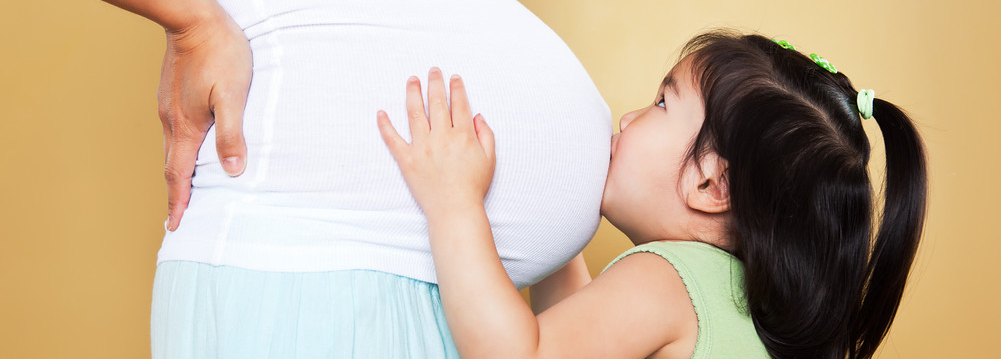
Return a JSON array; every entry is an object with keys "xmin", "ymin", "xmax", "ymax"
[{"xmin": 376, "ymin": 30, "xmax": 926, "ymax": 359}]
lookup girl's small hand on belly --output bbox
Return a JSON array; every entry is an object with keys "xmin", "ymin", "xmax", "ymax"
[{"xmin": 377, "ymin": 67, "xmax": 496, "ymax": 219}]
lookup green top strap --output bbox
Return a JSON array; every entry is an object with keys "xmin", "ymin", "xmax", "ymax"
[{"xmin": 605, "ymin": 241, "xmax": 770, "ymax": 358}]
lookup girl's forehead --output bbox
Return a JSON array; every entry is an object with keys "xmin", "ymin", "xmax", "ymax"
[{"xmin": 662, "ymin": 58, "xmax": 700, "ymax": 96}]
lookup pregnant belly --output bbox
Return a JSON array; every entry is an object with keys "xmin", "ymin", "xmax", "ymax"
[{"xmin": 181, "ymin": 0, "xmax": 612, "ymax": 287}]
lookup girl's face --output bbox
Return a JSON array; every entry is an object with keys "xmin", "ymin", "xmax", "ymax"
[{"xmin": 601, "ymin": 59, "xmax": 708, "ymax": 244}]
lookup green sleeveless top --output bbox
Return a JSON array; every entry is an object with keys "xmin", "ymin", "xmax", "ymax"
[{"xmin": 604, "ymin": 241, "xmax": 770, "ymax": 358}]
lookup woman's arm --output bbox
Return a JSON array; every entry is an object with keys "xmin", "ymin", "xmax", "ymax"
[
  {"xmin": 378, "ymin": 69, "xmax": 697, "ymax": 359},
  {"xmin": 102, "ymin": 0, "xmax": 219, "ymax": 32},
  {"xmin": 102, "ymin": 0, "xmax": 252, "ymax": 231},
  {"xmin": 530, "ymin": 253, "xmax": 592, "ymax": 314}
]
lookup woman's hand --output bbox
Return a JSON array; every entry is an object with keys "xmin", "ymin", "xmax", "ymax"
[
  {"xmin": 377, "ymin": 68, "xmax": 495, "ymax": 218},
  {"xmin": 158, "ymin": 10, "xmax": 252, "ymax": 231}
]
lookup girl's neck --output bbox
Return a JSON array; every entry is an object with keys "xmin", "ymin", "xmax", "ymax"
[{"xmin": 629, "ymin": 233, "xmax": 734, "ymax": 253}]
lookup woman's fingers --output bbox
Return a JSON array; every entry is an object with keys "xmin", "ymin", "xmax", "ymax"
[
  {"xmin": 449, "ymin": 74, "xmax": 474, "ymax": 133},
  {"xmin": 163, "ymin": 130, "xmax": 203, "ymax": 232},
  {"xmin": 377, "ymin": 110, "xmax": 410, "ymax": 163},
  {"xmin": 157, "ymin": 89, "xmax": 198, "ymax": 232},
  {"xmin": 426, "ymin": 67, "xmax": 451, "ymax": 130},
  {"xmin": 405, "ymin": 76, "xmax": 430, "ymax": 143},
  {"xmin": 160, "ymin": 117, "xmax": 172, "ymax": 163}
]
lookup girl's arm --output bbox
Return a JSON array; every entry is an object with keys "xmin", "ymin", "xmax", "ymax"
[
  {"xmin": 377, "ymin": 69, "xmax": 697, "ymax": 359},
  {"xmin": 530, "ymin": 253, "xmax": 591, "ymax": 314}
]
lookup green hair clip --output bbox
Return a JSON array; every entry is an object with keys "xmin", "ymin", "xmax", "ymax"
[
  {"xmin": 771, "ymin": 39, "xmax": 796, "ymax": 50},
  {"xmin": 857, "ymin": 89, "xmax": 875, "ymax": 119},
  {"xmin": 772, "ymin": 39, "xmax": 839, "ymax": 74},
  {"xmin": 809, "ymin": 53, "xmax": 838, "ymax": 74}
]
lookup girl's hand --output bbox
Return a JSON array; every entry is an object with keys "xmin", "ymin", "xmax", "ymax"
[{"xmin": 377, "ymin": 68, "xmax": 495, "ymax": 218}]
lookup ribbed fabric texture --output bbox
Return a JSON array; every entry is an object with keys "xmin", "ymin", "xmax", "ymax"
[
  {"xmin": 606, "ymin": 241, "xmax": 770, "ymax": 358},
  {"xmin": 151, "ymin": 262, "xmax": 460, "ymax": 359},
  {"xmin": 158, "ymin": 0, "xmax": 612, "ymax": 288}
]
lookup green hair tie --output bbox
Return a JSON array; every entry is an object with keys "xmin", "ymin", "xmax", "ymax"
[
  {"xmin": 809, "ymin": 53, "xmax": 838, "ymax": 74},
  {"xmin": 857, "ymin": 89, "xmax": 875, "ymax": 119}
]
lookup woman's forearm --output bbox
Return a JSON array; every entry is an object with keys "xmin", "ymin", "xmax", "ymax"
[
  {"xmin": 427, "ymin": 206, "xmax": 542, "ymax": 359},
  {"xmin": 102, "ymin": 0, "xmax": 226, "ymax": 32}
]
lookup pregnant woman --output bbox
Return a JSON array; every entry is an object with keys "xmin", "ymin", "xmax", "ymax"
[{"xmin": 105, "ymin": 0, "xmax": 610, "ymax": 357}]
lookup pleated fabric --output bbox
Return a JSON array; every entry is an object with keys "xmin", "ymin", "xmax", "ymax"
[{"xmin": 151, "ymin": 261, "xmax": 459, "ymax": 359}]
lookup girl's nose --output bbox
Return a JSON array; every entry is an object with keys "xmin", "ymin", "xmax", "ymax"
[{"xmin": 618, "ymin": 109, "xmax": 641, "ymax": 132}]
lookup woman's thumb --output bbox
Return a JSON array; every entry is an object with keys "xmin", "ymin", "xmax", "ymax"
[{"xmin": 211, "ymin": 88, "xmax": 249, "ymax": 177}]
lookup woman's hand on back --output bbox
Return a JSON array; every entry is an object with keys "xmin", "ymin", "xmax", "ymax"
[
  {"xmin": 377, "ymin": 68, "xmax": 495, "ymax": 219},
  {"xmin": 158, "ymin": 10, "xmax": 252, "ymax": 231}
]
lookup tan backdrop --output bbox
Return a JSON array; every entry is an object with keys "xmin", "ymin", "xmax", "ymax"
[{"xmin": 1, "ymin": 0, "xmax": 997, "ymax": 357}]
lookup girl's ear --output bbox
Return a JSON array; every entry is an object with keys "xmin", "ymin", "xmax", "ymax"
[{"xmin": 684, "ymin": 154, "xmax": 730, "ymax": 214}]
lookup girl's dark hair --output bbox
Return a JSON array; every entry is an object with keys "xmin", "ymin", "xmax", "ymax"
[{"xmin": 680, "ymin": 30, "xmax": 927, "ymax": 359}]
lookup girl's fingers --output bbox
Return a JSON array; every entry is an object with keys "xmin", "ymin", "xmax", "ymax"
[
  {"xmin": 449, "ymin": 74, "xmax": 474, "ymax": 133},
  {"xmin": 426, "ymin": 67, "xmax": 451, "ymax": 130},
  {"xmin": 474, "ymin": 114, "xmax": 496, "ymax": 162},
  {"xmin": 405, "ymin": 76, "xmax": 430, "ymax": 143},
  {"xmin": 377, "ymin": 110, "xmax": 410, "ymax": 162}
]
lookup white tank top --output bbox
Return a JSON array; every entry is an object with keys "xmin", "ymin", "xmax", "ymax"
[{"xmin": 157, "ymin": 0, "xmax": 611, "ymax": 288}]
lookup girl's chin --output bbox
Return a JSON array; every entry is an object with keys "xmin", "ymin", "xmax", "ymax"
[
  {"xmin": 598, "ymin": 202, "xmax": 623, "ymax": 232},
  {"xmin": 598, "ymin": 191, "xmax": 614, "ymax": 218}
]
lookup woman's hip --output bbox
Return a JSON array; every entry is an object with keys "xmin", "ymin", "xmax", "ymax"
[{"xmin": 151, "ymin": 261, "xmax": 458, "ymax": 359}]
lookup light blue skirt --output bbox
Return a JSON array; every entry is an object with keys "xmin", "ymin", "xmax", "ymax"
[{"xmin": 151, "ymin": 261, "xmax": 459, "ymax": 359}]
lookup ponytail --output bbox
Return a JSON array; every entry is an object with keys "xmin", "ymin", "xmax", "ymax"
[
  {"xmin": 850, "ymin": 99, "xmax": 928, "ymax": 359},
  {"xmin": 680, "ymin": 30, "xmax": 929, "ymax": 359}
]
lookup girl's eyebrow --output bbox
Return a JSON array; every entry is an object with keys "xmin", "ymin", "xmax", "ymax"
[{"xmin": 660, "ymin": 74, "xmax": 679, "ymax": 96}]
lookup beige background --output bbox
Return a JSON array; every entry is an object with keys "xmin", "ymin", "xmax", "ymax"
[{"xmin": 1, "ymin": 0, "xmax": 997, "ymax": 357}]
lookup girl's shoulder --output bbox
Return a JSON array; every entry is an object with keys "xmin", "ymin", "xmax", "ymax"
[
  {"xmin": 603, "ymin": 240, "xmax": 745, "ymax": 323},
  {"xmin": 605, "ymin": 241, "xmax": 739, "ymax": 281},
  {"xmin": 603, "ymin": 240, "xmax": 770, "ymax": 359}
]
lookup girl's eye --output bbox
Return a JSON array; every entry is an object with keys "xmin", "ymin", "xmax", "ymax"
[{"xmin": 656, "ymin": 97, "xmax": 666, "ymax": 108}]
